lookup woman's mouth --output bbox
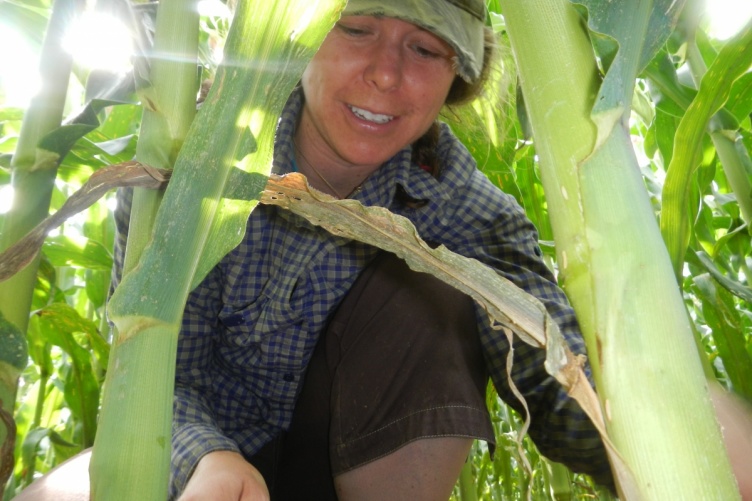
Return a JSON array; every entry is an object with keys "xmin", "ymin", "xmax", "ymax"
[{"xmin": 348, "ymin": 104, "xmax": 394, "ymax": 124}]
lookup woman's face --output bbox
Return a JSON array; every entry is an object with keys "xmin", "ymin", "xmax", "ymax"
[{"xmin": 298, "ymin": 15, "xmax": 457, "ymax": 171}]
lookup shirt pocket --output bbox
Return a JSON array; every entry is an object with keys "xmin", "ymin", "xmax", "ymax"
[{"xmin": 217, "ymin": 293, "xmax": 308, "ymax": 372}]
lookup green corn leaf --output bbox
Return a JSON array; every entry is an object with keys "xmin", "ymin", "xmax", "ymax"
[
  {"xmin": 694, "ymin": 273, "xmax": 752, "ymax": 401},
  {"xmin": 42, "ymin": 235, "xmax": 113, "ymax": 272},
  {"xmin": 0, "ymin": 108, "xmax": 25, "ymax": 122},
  {"xmin": 654, "ymin": 106, "xmax": 679, "ymax": 166},
  {"xmin": 47, "ymin": 430, "xmax": 80, "ymax": 464},
  {"xmin": 727, "ymin": 72, "xmax": 752, "ymax": 121},
  {"xmin": 572, "ymin": 0, "xmax": 684, "ymax": 144},
  {"xmin": 84, "ymin": 269, "xmax": 110, "ymax": 311},
  {"xmin": 58, "ymin": 133, "xmax": 139, "ymax": 182},
  {"xmin": 0, "ymin": 311, "xmax": 27, "ymax": 487},
  {"xmin": 24, "ymin": 318, "xmax": 53, "ymax": 383},
  {"xmin": 693, "ymin": 251, "xmax": 752, "ymax": 303},
  {"xmin": 0, "ymin": 1, "xmax": 50, "ymax": 49},
  {"xmin": 20, "ymin": 428, "xmax": 51, "ymax": 479},
  {"xmin": 643, "ymin": 49, "xmax": 741, "ymax": 131},
  {"xmin": 35, "ymin": 303, "xmax": 103, "ymax": 446},
  {"xmin": 515, "ymin": 144, "xmax": 554, "ymax": 244},
  {"xmin": 33, "ymin": 99, "xmax": 133, "ymax": 173},
  {"xmin": 661, "ymin": 18, "xmax": 752, "ymax": 278}
]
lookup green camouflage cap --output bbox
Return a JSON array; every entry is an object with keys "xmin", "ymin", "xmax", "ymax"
[{"xmin": 343, "ymin": 0, "xmax": 486, "ymax": 82}]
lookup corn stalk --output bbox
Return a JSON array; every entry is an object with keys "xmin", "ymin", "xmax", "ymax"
[
  {"xmin": 90, "ymin": 1, "xmax": 346, "ymax": 499},
  {"xmin": 89, "ymin": 0, "xmax": 201, "ymax": 497},
  {"xmin": 500, "ymin": 0, "xmax": 740, "ymax": 498},
  {"xmin": 119, "ymin": 0, "xmax": 201, "ymax": 277},
  {"xmin": 0, "ymin": 0, "xmax": 84, "ymax": 491}
]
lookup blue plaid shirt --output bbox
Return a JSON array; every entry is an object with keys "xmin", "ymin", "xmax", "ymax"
[{"xmin": 114, "ymin": 89, "xmax": 610, "ymax": 497}]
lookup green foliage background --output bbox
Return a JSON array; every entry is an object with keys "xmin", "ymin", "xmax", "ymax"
[{"xmin": 0, "ymin": 0, "xmax": 750, "ymax": 499}]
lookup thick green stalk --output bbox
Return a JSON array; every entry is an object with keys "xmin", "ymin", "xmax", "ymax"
[
  {"xmin": 91, "ymin": 1, "xmax": 345, "ymax": 499},
  {"xmin": 0, "ymin": 0, "xmax": 81, "ymax": 332},
  {"xmin": 0, "ymin": 0, "xmax": 83, "ymax": 491},
  {"xmin": 122, "ymin": 0, "xmax": 202, "ymax": 275},
  {"xmin": 501, "ymin": 0, "xmax": 740, "ymax": 499},
  {"xmin": 89, "ymin": 0, "xmax": 200, "ymax": 498}
]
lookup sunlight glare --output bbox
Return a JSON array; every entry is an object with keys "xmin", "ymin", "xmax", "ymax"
[
  {"xmin": 62, "ymin": 12, "xmax": 133, "ymax": 72},
  {"xmin": 0, "ymin": 186, "xmax": 14, "ymax": 214},
  {"xmin": 198, "ymin": 0, "xmax": 231, "ymax": 18},
  {"xmin": 106, "ymin": 194, "xmax": 119, "ymax": 213},
  {"xmin": 0, "ymin": 24, "xmax": 41, "ymax": 107},
  {"xmin": 290, "ymin": 5, "xmax": 317, "ymax": 42},
  {"xmin": 707, "ymin": 0, "xmax": 752, "ymax": 40}
]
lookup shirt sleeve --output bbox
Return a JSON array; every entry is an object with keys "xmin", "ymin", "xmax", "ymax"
[
  {"xmin": 436, "ymin": 169, "xmax": 614, "ymax": 488},
  {"xmin": 111, "ymin": 188, "xmax": 242, "ymax": 499},
  {"xmin": 110, "ymin": 188, "xmax": 131, "ymax": 293}
]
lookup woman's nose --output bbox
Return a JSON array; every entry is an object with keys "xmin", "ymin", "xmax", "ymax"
[{"xmin": 364, "ymin": 41, "xmax": 403, "ymax": 91}]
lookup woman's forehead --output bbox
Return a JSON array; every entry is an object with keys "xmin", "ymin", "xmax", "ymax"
[{"xmin": 341, "ymin": 0, "xmax": 486, "ymax": 82}]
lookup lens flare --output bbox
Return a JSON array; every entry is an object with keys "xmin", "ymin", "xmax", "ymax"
[{"xmin": 62, "ymin": 12, "xmax": 133, "ymax": 72}]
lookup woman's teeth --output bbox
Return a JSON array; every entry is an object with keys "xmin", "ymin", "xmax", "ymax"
[{"xmin": 349, "ymin": 105, "xmax": 394, "ymax": 124}]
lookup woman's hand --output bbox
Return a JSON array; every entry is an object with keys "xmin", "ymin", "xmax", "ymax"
[{"xmin": 177, "ymin": 450, "xmax": 270, "ymax": 501}]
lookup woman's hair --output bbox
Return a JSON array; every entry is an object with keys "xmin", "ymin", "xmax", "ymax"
[
  {"xmin": 409, "ymin": 26, "xmax": 497, "ymax": 179},
  {"xmin": 445, "ymin": 26, "xmax": 498, "ymax": 106}
]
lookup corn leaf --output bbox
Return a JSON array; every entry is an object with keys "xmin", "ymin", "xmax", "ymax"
[
  {"xmin": 34, "ymin": 304, "xmax": 101, "ymax": 447},
  {"xmin": 661, "ymin": 19, "xmax": 752, "ymax": 277},
  {"xmin": 694, "ymin": 274, "xmax": 752, "ymax": 400},
  {"xmin": 573, "ymin": 0, "xmax": 684, "ymax": 144}
]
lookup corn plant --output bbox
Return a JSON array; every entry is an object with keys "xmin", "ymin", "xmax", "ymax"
[
  {"xmin": 501, "ymin": 0, "xmax": 744, "ymax": 498},
  {"xmin": 91, "ymin": 0, "xmax": 346, "ymax": 498}
]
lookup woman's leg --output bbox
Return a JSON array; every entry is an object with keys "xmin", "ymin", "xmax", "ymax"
[
  {"xmin": 263, "ymin": 252, "xmax": 494, "ymax": 500},
  {"xmin": 334, "ymin": 436, "xmax": 474, "ymax": 501}
]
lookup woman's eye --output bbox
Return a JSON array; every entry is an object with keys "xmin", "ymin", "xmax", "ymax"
[
  {"xmin": 412, "ymin": 45, "xmax": 443, "ymax": 59},
  {"xmin": 336, "ymin": 23, "xmax": 369, "ymax": 37}
]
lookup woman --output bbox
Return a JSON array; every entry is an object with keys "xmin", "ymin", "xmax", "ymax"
[{"xmin": 167, "ymin": 1, "xmax": 612, "ymax": 500}]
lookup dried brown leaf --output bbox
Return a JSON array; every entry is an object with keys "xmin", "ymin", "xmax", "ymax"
[{"xmin": 0, "ymin": 162, "xmax": 170, "ymax": 282}]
